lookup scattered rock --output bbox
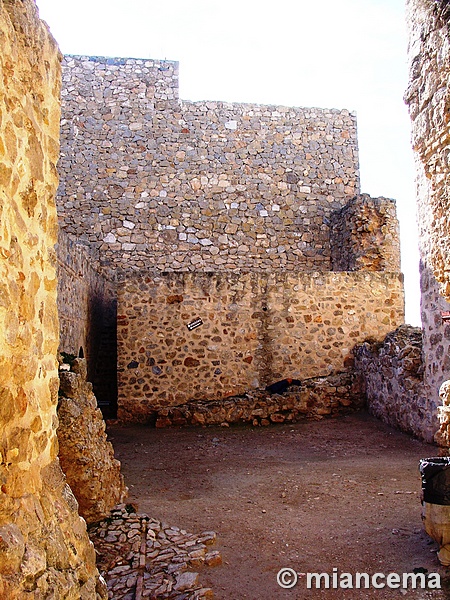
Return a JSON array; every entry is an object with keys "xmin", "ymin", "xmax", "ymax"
[
  {"xmin": 174, "ymin": 572, "xmax": 199, "ymax": 591},
  {"xmin": 89, "ymin": 505, "xmax": 221, "ymax": 599}
]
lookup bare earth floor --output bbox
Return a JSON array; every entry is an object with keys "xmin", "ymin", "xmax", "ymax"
[{"xmin": 107, "ymin": 412, "xmax": 450, "ymax": 599}]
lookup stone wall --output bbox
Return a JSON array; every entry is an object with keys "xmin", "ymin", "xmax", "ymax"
[
  {"xmin": 57, "ymin": 358, "xmax": 127, "ymax": 524},
  {"xmin": 354, "ymin": 325, "xmax": 436, "ymax": 442},
  {"xmin": 419, "ymin": 261, "xmax": 450, "ymax": 410},
  {"xmin": 117, "ymin": 271, "xmax": 404, "ymax": 423},
  {"xmin": 55, "ymin": 53, "xmax": 408, "ymax": 427},
  {"xmin": 57, "ymin": 228, "xmax": 116, "ymax": 380},
  {"xmin": 58, "ymin": 55, "xmax": 361, "ymax": 272},
  {"xmin": 154, "ymin": 372, "xmax": 364, "ymax": 428},
  {"xmin": 330, "ymin": 194, "xmax": 401, "ymax": 272},
  {"xmin": 405, "ymin": 0, "xmax": 450, "ymax": 447},
  {"xmin": 405, "ymin": 0, "xmax": 450, "ymax": 300},
  {"xmin": 0, "ymin": 1, "xmax": 104, "ymax": 597}
]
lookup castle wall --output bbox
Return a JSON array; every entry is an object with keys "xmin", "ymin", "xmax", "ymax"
[
  {"xmin": 58, "ymin": 55, "xmax": 360, "ymax": 272},
  {"xmin": 0, "ymin": 1, "xmax": 103, "ymax": 597},
  {"xmin": 360, "ymin": 0, "xmax": 450, "ymax": 445},
  {"xmin": 404, "ymin": 0, "xmax": 450, "ymax": 443},
  {"xmin": 56, "ymin": 55, "xmax": 406, "ymax": 421},
  {"xmin": 57, "ymin": 228, "xmax": 116, "ymax": 380},
  {"xmin": 330, "ymin": 194, "xmax": 401, "ymax": 272},
  {"xmin": 117, "ymin": 271, "xmax": 404, "ymax": 423},
  {"xmin": 354, "ymin": 325, "xmax": 435, "ymax": 441}
]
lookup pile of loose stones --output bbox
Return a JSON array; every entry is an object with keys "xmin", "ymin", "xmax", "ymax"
[{"xmin": 89, "ymin": 505, "xmax": 221, "ymax": 599}]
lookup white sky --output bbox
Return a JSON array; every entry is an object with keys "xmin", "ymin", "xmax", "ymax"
[{"xmin": 36, "ymin": 0, "xmax": 421, "ymax": 325}]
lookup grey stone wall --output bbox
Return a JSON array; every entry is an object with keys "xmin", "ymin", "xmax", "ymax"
[
  {"xmin": 57, "ymin": 229, "xmax": 116, "ymax": 379},
  {"xmin": 419, "ymin": 261, "xmax": 450, "ymax": 403},
  {"xmin": 405, "ymin": 0, "xmax": 450, "ymax": 442},
  {"xmin": 57, "ymin": 55, "xmax": 361, "ymax": 272},
  {"xmin": 354, "ymin": 325, "xmax": 435, "ymax": 442}
]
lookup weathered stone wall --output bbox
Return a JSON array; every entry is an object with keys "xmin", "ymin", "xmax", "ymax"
[
  {"xmin": 405, "ymin": 0, "xmax": 450, "ymax": 446},
  {"xmin": 354, "ymin": 266, "xmax": 450, "ymax": 443},
  {"xmin": 56, "ymin": 53, "xmax": 407, "ymax": 427},
  {"xmin": 354, "ymin": 325, "xmax": 436, "ymax": 442},
  {"xmin": 58, "ymin": 55, "xmax": 360, "ymax": 272},
  {"xmin": 154, "ymin": 372, "xmax": 364, "ymax": 428},
  {"xmin": 405, "ymin": 0, "xmax": 450, "ymax": 301},
  {"xmin": 330, "ymin": 194, "xmax": 401, "ymax": 272},
  {"xmin": 57, "ymin": 358, "xmax": 127, "ymax": 524},
  {"xmin": 57, "ymin": 228, "xmax": 116, "ymax": 380},
  {"xmin": 117, "ymin": 271, "xmax": 404, "ymax": 423},
  {"xmin": 419, "ymin": 261, "xmax": 450, "ymax": 399},
  {"xmin": 0, "ymin": 1, "xmax": 104, "ymax": 597}
]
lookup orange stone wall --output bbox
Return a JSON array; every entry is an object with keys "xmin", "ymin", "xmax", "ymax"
[{"xmin": 117, "ymin": 271, "xmax": 404, "ymax": 422}]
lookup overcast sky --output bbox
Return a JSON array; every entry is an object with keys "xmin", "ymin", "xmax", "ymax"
[{"xmin": 36, "ymin": 0, "xmax": 420, "ymax": 325}]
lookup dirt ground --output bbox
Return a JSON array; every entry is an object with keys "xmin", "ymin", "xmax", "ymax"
[{"xmin": 108, "ymin": 412, "xmax": 450, "ymax": 599}]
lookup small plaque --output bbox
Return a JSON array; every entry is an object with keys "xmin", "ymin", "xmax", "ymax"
[{"xmin": 187, "ymin": 317, "xmax": 203, "ymax": 331}]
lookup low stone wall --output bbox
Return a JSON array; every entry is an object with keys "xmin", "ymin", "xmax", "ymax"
[
  {"xmin": 57, "ymin": 358, "xmax": 127, "ymax": 524},
  {"xmin": 354, "ymin": 325, "xmax": 436, "ymax": 442},
  {"xmin": 117, "ymin": 270, "xmax": 404, "ymax": 423},
  {"xmin": 154, "ymin": 372, "xmax": 364, "ymax": 428}
]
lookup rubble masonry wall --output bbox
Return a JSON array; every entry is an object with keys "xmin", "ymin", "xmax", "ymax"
[
  {"xmin": 57, "ymin": 227, "xmax": 116, "ymax": 380},
  {"xmin": 57, "ymin": 55, "xmax": 362, "ymax": 272},
  {"xmin": 0, "ymin": 1, "xmax": 103, "ymax": 597},
  {"xmin": 354, "ymin": 325, "xmax": 435, "ymax": 442},
  {"xmin": 404, "ymin": 0, "xmax": 450, "ymax": 441},
  {"xmin": 117, "ymin": 271, "xmax": 404, "ymax": 422},
  {"xmin": 54, "ymin": 54, "xmax": 407, "ymax": 423}
]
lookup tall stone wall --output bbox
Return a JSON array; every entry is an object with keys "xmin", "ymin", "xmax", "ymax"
[
  {"xmin": 57, "ymin": 53, "xmax": 405, "ymax": 426},
  {"xmin": 57, "ymin": 55, "xmax": 360, "ymax": 272},
  {"xmin": 0, "ymin": 1, "xmax": 104, "ymax": 597},
  {"xmin": 117, "ymin": 271, "xmax": 404, "ymax": 423},
  {"xmin": 405, "ymin": 0, "xmax": 450, "ymax": 446},
  {"xmin": 405, "ymin": 0, "xmax": 450, "ymax": 300},
  {"xmin": 57, "ymin": 228, "xmax": 116, "ymax": 381}
]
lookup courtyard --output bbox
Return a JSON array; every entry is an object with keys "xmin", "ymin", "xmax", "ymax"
[{"xmin": 106, "ymin": 412, "xmax": 450, "ymax": 599}]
